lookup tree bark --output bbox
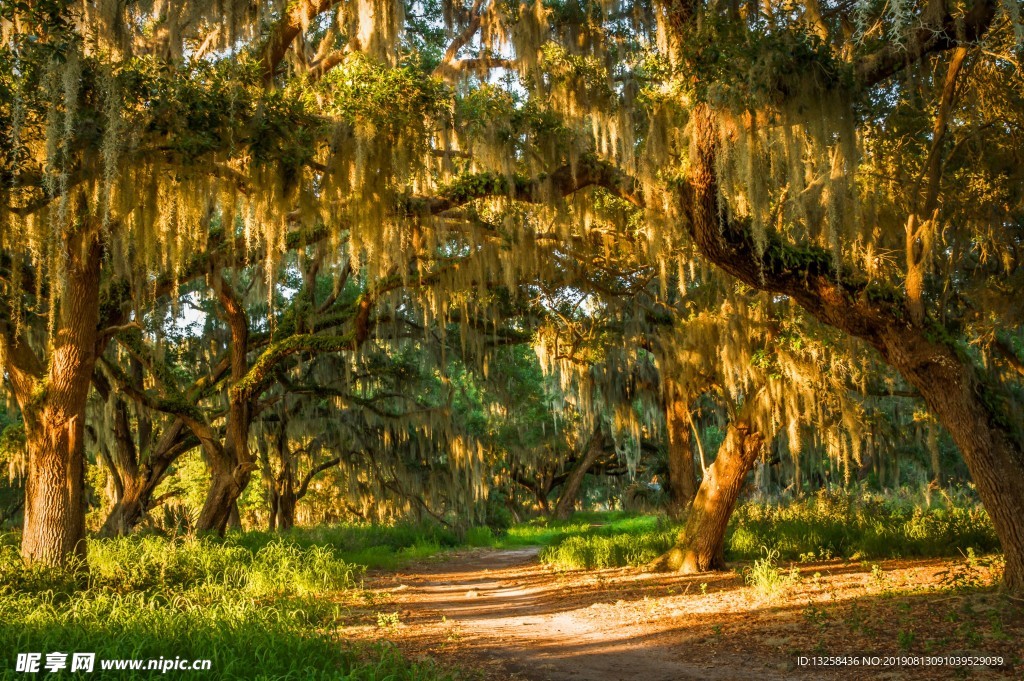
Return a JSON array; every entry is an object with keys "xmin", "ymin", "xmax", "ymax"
[
  {"xmin": 227, "ymin": 500, "xmax": 242, "ymax": 530},
  {"xmin": 665, "ymin": 390, "xmax": 698, "ymax": 519},
  {"xmin": 553, "ymin": 431, "xmax": 605, "ymax": 521},
  {"xmin": 92, "ymin": 377, "xmax": 194, "ymax": 537},
  {"xmin": 652, "ymin": 420, "xmax": 762, "ymax": 573},
  {"xmin": 22, "ymin": 416, "xmax": 89, "ymax": 566},
  {"xmin": 274, "ymin": 476, "xmax": 297, "ymax": 531},
  {"xmin": 8, "ymin": 224, "xmax": 102, "ymax": 567}
]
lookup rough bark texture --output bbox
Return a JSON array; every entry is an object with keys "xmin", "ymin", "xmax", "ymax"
[
  {"xmin": 22, "ymin": 417, "xmax": 89, "ymax": 565},
  {"xmin": 98, "ymin": 449, "xmax": 183, "ymax": 536},
  {"xmin": 665, "ymin": 391, "xmax": 698, "ymax": 520},
  {"xmin": 11, "ymin": 226, "xmax": 102, "ymax": 566},
  {"xmin": 680, "ymin": 103, "xmax": 1024, "ymax": 592},
  {"xmin": 653, "ymin": 420, "xmax": 762, "ymax": 573},
  {"xmin": 553, "ymin": 432, "xmax": 606, "ymax": 521}
]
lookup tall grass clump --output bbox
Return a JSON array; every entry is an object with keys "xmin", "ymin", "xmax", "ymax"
[
  {"xmin": 0, "ymin": 534, "xmax": 457, "ymax": 680},
  {"xmin": 726, "ymin": 488, "xmax": 999, "ymax": 562},
  {"xmin": 539, "ymin": 529, "xmax": 676, "ymax": 569},
  {"xmin": 232, "ymin": 521, "xmax": 462, "ymax": 569},
  {"xmin": 535, "ymin": 515, "xmax": 675, "ymax": 569},
  {"xmin": 743, "ymin": 547, "xmax": 798, "ymax": 602}
]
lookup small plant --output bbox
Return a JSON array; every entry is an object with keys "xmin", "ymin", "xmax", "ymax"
[
  {"xmin": 376, "ymin": 611, "xmax": 401, "ymax": 630},
  {"xmin": 744, "ymin": 547, "xmax": 796, "ymax": 602},
  {"xmin": 700, "ymin": 582, "xmax": 708, "ymax": 595},
  {"xmin": 897, "ymin": 629, "xmax": 916, "ymax": 649},
  {"xmin": 937, "ymin": 548, "xmax": 1003, "ymax": 591},
  {"xmin": 803, "ymin": 602, "xmax": 828, "ymax": 629}
]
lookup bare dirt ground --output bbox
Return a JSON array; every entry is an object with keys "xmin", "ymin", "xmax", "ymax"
[{"xmin": 350, "ymin": 548, "xmax": 1023, "ymax": 681}]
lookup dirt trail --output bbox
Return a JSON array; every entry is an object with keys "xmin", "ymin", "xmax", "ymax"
[
  {"xmin": 368, "ymin": 548, "xmax": 1020, "ymax": 681},
  {"xmin": 374, "ymin": 548, "xmax": 791, "ymax": 681}
]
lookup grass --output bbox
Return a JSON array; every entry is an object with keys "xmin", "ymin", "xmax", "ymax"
[
  {"xmin": 726, "ymin": 488, "xmax": 1000, "ymax": 562},
  {"xmin": 0, "ymin": 533, "xmax": 459, "ymax": 680},
  {"xmin": 229, "ymin": 521, "xmax": 464, "ymax": 570},
  {"xmin": 523, "ymin": 514, "xmax": 674, "ymax": 569},
  {"xmin": 743, "ymin": 547, "xmax": 799, "ymax": 601},
  {"xmin": 537, "ymin": 488, "xmax": 1001, "ymax": 571},
  {"xmin": 500, "ymin": 512, "xmax": 663, "ymax": 549},
  {"xmin": 0, "ymin": 490, "xmax": 1002, "ymax": 677}
]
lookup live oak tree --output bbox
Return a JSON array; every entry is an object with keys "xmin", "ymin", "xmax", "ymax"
[
  {"xmin": 534, "ymin": 235, "xmax": 875, "ymax": 571},
  {"xmin": 0, "ymin": 0, "xmax": 511, "ymax": 561},
  {"xmin": 395, "ymin": 0, "xmax": 1024, "ymax": 589}
]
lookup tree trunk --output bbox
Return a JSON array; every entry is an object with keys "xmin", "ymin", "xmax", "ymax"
[
  {"xmin": 195, "ymin": 273, "xmax": 256, "ymax": 534},
  {"xmin": 94, "ymin": 404, "xmax": 192, "ymax": 537},
  {"xmin": 665, "ymin": 391, "xmax": 698, "ymax": 519},
  {"xmin": 197, "ymin": 464, "xmax": 242, "ymax": 534},
  {"xmin": 228, "ymin": 500, "xmax": 242, "ymax": 530},
  {"xmin": 8, "ymin": 225, "xmax": 102, "ymax": 567},
  {"xmin": 652, "ymin": 420, "xmax": 762, "ymax": 573},
  {"xmin": 100, "ymin": 477, "xmax": 146, "ymax": 537},
  {"xmin": 553, "ymin": 432, "xmax": 605, "ymax": 521},
  {"xmin": 267, "ymin": 494, "xmax": 278, "ymax": 532},
  {"xmin": 275, "ymin": 482, "xmax": 297, "ymax": 531},
  {"xmin": 22, "ymin": 416, "xmax": 88, "ymax": 566}
]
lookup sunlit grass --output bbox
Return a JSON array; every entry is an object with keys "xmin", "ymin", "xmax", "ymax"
[
  {"xmin": 537, "ymin": 489, "xmax": 1000, "ymax": 570},
  {"xmin": 0, "ymin": 533, "xmax": 459, "ymax": 680},
  {"xmin": 498, "ymin": 511, "xmax": 662, "ymax": 549},
  {"xmin": 726, "ymin": 488, "xmax": 999, "ymax": 562}
]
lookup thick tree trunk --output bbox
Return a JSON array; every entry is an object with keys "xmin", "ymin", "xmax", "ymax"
[
  {"xmin": 9, "ymin": 225, "xmax": 102, "ymax": 567},
  {"xmin": 95, "ymin": 404, "xmax": 192, "ymax": 537},
  {"xmin": 22, "ymin": 417, "xmax": 88, "ymax": 566},
  {"xmin": 681, "ymin": 103, "xmax": 1024, "ymax": 592},
  {"xmin": 99, "ymin": 454, "xmax": 183, "ymax": 536},
  {"xmin": 100, "ymin": 478, "xmax": 147, "ymax": 537},
  {"xmin": 553, "ymin": 432, "xmax": 605, "ymax": 521},
  {"xmin": 653, "ymin": 421, "xmax": 762, "ymax": 573},
  {"xmin": 665, "ymin": 392, "xmax": 698, "ymax": 519}
]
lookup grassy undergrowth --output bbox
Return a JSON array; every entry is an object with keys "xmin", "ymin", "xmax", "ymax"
[
  {"xmin": 0, "ymin": 534, "xmax": 458, "ymax": 680},
  {"xmin": 538, "ymin": 489, "xmax": 1000, "ymax": 570},
  {"xmin": 233, "ymin": 521, "xmax": 467, "ymax": 570}
]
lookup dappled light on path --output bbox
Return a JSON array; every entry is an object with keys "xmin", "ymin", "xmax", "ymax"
[{"xmin": 359, "ymin": 548, "xmax": 1021, "ymax": 680}]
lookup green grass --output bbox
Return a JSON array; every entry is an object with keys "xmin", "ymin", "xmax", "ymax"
[
  {"xmin": 538, "ymin": 529, "xmax": 676, "ymax": 569},
  {"xmin": 228, "ymin": 521, "xmax": 463, "ymax": 570},
  {"xmin": 514, "ymin": 514, "xmax": 674, "ymax": 569},
  {"xmin": 536, "ymin": 489, "xmax": 1001, "ymax": 570},
  {"xmin": 743, "ymin": 547, "xmax": 799, "ymax": 601},
  {"xmin": 498, "ymin": 512, "xmax": 662, "ymax": 549},
  {"xmin": 0, "ymin": 533, "xmax": 459, "ymax": 680},
  {"xmin": 726, "ymin": 488, "xmax": 1000, "ymax": 562}
]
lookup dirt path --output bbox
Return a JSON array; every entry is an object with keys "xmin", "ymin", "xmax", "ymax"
[
  {"xmin": 370, "ymin": 548, "xmax": 802, "ymax": 680},
  {"xmin": 362, "ymin": 548, "xmax": 1021, "ymax": 680}
]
